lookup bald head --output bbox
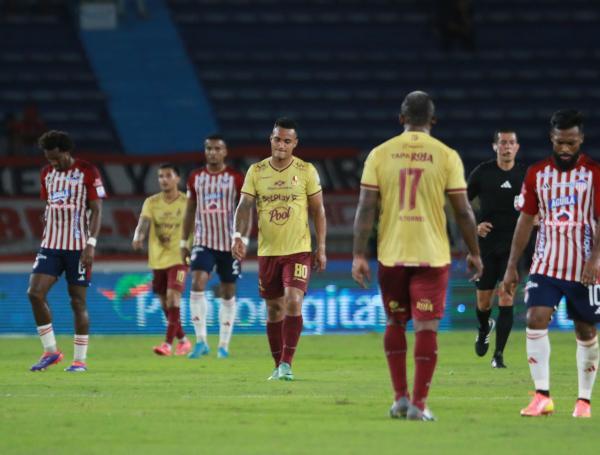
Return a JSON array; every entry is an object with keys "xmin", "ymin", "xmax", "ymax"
[{"xmin": 400, "ymin": 91, "xmax": 435, "ymax": 127}]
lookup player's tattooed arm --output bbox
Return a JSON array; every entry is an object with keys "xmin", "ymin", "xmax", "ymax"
[
  {"xmin": 132, "ymin": 216, "xmax": 151, "ymax": 251},
  {"xmin": 448, "ymin": 192, "xmax": 483, "ymax": 281},
  {"xmin": 352, "ymin": 188, "xmax": 378, "ymax": 257},
  {"xmin": 308, "ymin": 191, "xmax": 327, "ymax": 272},
  {"xmin": 352, "ymin": 188, "xmax": 378, "ymax": 288},
  {"xmin": 81, "ymin": 199, "xmax": 102, "ymax": 267},
  {"xmin": 503, "ymin": 211, "xmax": 536, "ymax": 294},
  {"xmin": 232, "ymin": 194, "xmax": 255, "ymax": 261},
  {"xmin": 581, "ymin": 216, "xmax": 600, "ymax": 286}
]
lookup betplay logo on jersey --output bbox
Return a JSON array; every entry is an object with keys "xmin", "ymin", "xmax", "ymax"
[{"xmin": 93, "ymin": 178, "xmax": 106, "ymax": 198}]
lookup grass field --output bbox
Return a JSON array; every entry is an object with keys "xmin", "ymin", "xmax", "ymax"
[{"xmin": 0, "ymin": 331, "xmax": 596, "ymax": 454}]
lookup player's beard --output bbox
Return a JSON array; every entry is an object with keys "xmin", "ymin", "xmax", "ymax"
[{"xmin": 552, "ymin": 151, "xmax": 580, "ymax": 171}]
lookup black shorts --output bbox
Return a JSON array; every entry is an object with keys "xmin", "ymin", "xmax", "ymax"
[
  {"xmin": 476, "ymin": 244, "xmax": 510, "ymax": 290},
  {"xmin": 190, "ymin": 245, "xmax": 240, "ymax": 283}
]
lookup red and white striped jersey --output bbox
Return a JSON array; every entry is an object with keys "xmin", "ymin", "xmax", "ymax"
[
  {"xmin": 40, "ymin": 159, "xmax": 106, "ymax": 250},
  {"xmin": 519, "ymin": 154, "xmax": 600, "ymax": 281},
  {"xmin": 187, "ymin": 166, "xmax": 244, "ymax": 251}
]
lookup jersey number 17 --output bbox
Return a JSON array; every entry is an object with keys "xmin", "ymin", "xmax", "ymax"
[{"xmin": 399, "ymin": 168, "xmax": 423, "ymax": 211}]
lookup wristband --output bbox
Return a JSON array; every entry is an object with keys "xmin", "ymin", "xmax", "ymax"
[
  {"xmin": 180, "ymin": 239, "xmax": 189, "ymax": 248},
  {"xmin": 232, "ymin": 232, "xmax": 249, "ymax": 246},
  {"xmin": 86, "ymin": 237, "xmax": 97, "ymax": 247}
]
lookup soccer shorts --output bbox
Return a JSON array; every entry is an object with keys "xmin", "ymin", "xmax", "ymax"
[
  {"xmin": 32, "ymin": 248, "xmax": 92, "ymax": 287},
  {"xmin": 190, "ymin": 245, "xmax": 240, "ymax": 283},
  {"xmin": 152, "ymin": 264, "xmax": 188, "ymax": 295},
  {"xmin": 476, "ymin": 246, "xmax": 510, "ymax": 291},
  {"xmin": 258, "ymin": 252, "xmax": 312, "ymax": 299},
  {"xmin": 525, "ymin": 274, "xmax": 600, "ymax": 324},
  {"xmin": 378, "ymin": 263, "xmax": 450, "ymax": 323}
]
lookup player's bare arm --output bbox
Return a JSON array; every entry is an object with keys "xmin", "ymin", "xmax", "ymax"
[
  {"xmin": 352, "ymin": 187, "xmax": 379, "ymax": 288},
  {"xmin": 81, "ymin": 198, "xmax": 102, "ymax": 268},
  {"xmin": 132, "ymin": 216, "xmax": 151, "ymax": 251},
  {"xmin": 308, "ymin": 191, "xmax": 327, "ymax": 272},
  {"xmin": 232, "ymin": 193, "xmax": 255, "ymax": 261},
  {"xmin": 502, "ymin": 212, "xmax": 535, "ymax": 295},
  {"xmin": 581, "ymin": 216, "xmax": 600, "ymax": 286},
  {"xmin": 180, "ymin": 196, "xmax": 197, "ymax": 263},
  {"xmin": 447, "ymin": 192, "xmax": 483, "ymax": 281}
]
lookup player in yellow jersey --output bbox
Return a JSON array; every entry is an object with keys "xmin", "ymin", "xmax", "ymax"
[
  {"xmin": 232, "ymin": 118, "xmax": 327, "ymax": 381},
  {"xmin": 352, "ymin": 91, "xmax": 482, "ymax": 421},
  {"xmin": 132, "ymin": 163, "xmax": 191, "ymax": 356}
]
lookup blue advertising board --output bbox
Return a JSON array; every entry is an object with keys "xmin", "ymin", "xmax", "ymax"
[{"xmin": 0, "ymin": 260, "xmax": 573, "ymax": 335}]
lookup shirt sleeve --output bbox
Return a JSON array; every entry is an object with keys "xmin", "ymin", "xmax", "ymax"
[
  {"xmin": 85, "ymin": 165, "xmax": 106, "ymax": 200},
  {"xmin": 445, "ymin": 149, "xmax": 467, "ymax": 193},
  {"xmin": 518, "ymin": 166, "xmax": 539, "ymax": 215},
  {"xmin": 186, "ymin": 171, "xmax": 197, "ymax": 199},
  {"xmin": 360, "ymin": 150, "xmax": 378, "ymax": 190},
  {"xmin": 240, "ymin": 165, "xmax": 256, "ymax": 197},
  {"xmin": 306, "ymin": 163, "xmax": 322, "ymax": 197},
  {"xmin": 140, "ymin": 197, "xmax": 152, "ymax": 219},
  {"xmin": 466, "ymin": 166, "xmax": 480, "ymax": 201}
]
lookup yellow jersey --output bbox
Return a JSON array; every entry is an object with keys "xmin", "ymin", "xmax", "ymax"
[
  {"xmin": 140, "ymin": 191, "xmax": 188, "ymax": 270},
  {"xmin": 361, "ymin": 132, "xmax": 467, "ymax": 267},
  {"xmin": 241, "ymin": 157, "xmax": 322, "ymax": 256}
]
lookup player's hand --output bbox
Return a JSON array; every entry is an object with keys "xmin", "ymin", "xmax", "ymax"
[
  {"xmin": 352, "ymin": 255, "xmax": 371, "ymax": 289},
  {"xmin": 503, "ymin": 265, "xmax": 519, "ymax": 297},
  {"xmin": 80, "ymin": 245, "xmax": 95, "ymax": 268},
  {"xmin": 180, "ymin": 246, "xmax": 191, "ymax": 265},
  {"xmin": 231, "ymin": 238, "xmax": 247, "ymax": 261},
  {"xmin": 581, "ymin": 256, "xmax": 600, "ymax": 286},
  {"xmin": 477, "ymin": 222, "xmax": 493, "ymax": 238},
  {"xmin": 132, "ymin": 239, "xmax": 144, "ymax": 251},
  {"xmin": 312, "ymin": 246, "xmax": 327, "ymax": 272},
  {"xmin": 466, "ymin": 253, "xmax": 483, "ymax": 281}
]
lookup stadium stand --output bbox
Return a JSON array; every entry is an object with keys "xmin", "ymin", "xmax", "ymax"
[
  {"xmin": 0, "ymin": 1, "xmax": 122, "ymax": 153},
  {"xmin": 168, "ymin": 0, "xmax": 600, "ymax": 169}
]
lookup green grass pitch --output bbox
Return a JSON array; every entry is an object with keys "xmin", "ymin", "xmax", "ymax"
[{"xmin": 0, "ymin": 331, "xmax": 596, "ymax": 454}]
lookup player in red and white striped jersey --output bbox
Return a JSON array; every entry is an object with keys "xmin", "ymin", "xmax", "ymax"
[
  {"xmin": 504, "ymin": 110, "xmax": 600, "ymax": 418},
  {"xmin": 181, "ymin": 134, "xmax": 246, "ymax": 359},
  {"xmin": 28, "ymin": 131, "xmax": 105, "ymax": 373}
]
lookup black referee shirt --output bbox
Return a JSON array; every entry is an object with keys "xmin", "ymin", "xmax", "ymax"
[{"xmin": 467, "ymin": 159, "xmax": 526, "ymax": 245}]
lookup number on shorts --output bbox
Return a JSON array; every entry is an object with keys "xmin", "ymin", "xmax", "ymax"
[
  {"xmin": 294, "ymin": 263, "xmax": 308, "ymax": 280},
  {"xmin": 588, "ymin": 285, "xmax": 600, "ymax": 314},
  {"xmin": 176, "ymin": 270, "xmax": 185, "ymax": 283},
  {"xmin": 399, "ymin": 168, "xmax": 423, "ymax": 211},
  {"xmin": 78, "ymin": 262, "xmax": 86, "ymax": 275},
  {"xmin": 232, "ymin": 260, "xmax": 240, "ymax": 276}
]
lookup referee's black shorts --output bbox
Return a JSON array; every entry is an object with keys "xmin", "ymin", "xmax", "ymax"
[{"xmin": 475, "ymin": 230, "xmax": 537, "ymax": 291}]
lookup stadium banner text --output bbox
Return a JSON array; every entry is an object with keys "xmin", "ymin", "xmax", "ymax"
[{"xmin": 0, "ymin": 261, "xmax": 574, "ymax": 335}]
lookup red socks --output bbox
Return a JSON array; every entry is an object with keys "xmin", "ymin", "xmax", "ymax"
[
  {"xmin": 281, "ymin": 315, "xmax": 303, "ymax": 365},
  {"xmin": 413, "ymin": 330, "xmax": 438, "ymax": 411},
  {"xmin": 384, "ymin": 324, "xmax": 408, "ymax": 400},
  {"xmin": 166, "ymin": 307, "xmax": 181, "ymax": 344},
  {"xmin": 266, "ymin": 320, "xmax": 284, "ymax": 366}
]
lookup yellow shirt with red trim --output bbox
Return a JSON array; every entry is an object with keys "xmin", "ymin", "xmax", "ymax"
[
  {"xmin": 140, "ymin": 191, "xmax": 188, "ymax": 270},
  {"xmin": 241, "ymin": 157, "xmax": 322, "ymax": 256},
  {"xmin": 361, "ymin": 132, "xmax": 467, "ymax": 267}
]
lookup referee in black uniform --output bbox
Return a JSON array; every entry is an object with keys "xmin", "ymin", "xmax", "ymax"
[{"xmin": 467, "ymin": 130, "xmax": 525, "ymax": 368}]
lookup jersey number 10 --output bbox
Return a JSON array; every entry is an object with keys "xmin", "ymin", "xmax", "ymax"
[{"xmin": 399, "ymin": 168, "xmax": 423, "ymax": 211}]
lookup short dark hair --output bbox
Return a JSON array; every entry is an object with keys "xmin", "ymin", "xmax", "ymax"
[
  {"xmin": 550, "ymin": 109, "xmax": 584, "ymax": 131},
  {"xmin": 401, "ymin": 91, "xmax": 435, "ymax": 126},
  {"xmin": 38, "ymin": 130, "xmax": 72, "ymax": 152},
  {"xmin": 493, "ymin": 129, "xmax": 518, "ymax": 143},
  {"xmin": 205, "ymin": 133, "xmax": 226, "ymax": 143},
  {"xmin": 274, "ymin": 117, "xmax": 298, "ymax": 131},
  {"xmin": 158, "ymin": 163, "xmax": 180, "ymax": 176}
]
